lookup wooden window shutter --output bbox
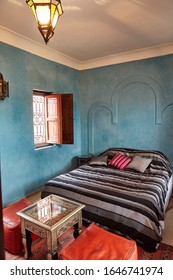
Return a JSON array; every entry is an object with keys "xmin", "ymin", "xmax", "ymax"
[
  {"xmin": 61, "ymin": 94, "xmax": 73, "ymax": 144},
  {"xmin": 45, "ymin": 94, "xmax": 62, "ymax": 144},
  {"xmin": 45, "ymin": 94, "xmax": 73, "ymax": 144}
]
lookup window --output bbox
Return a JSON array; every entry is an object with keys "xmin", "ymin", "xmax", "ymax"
[
  {"xmin": 33, "ymin": 91, "xmax": 73, "ymax": 148},
  {"xmin": 33, "ymin": 93, "xmax": 46, "ymax": 146}
]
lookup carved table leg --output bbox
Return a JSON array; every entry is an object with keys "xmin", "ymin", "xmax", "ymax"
[
  {"xmin": 46, "ymin": 230, "xmax": 58, "ymax": 260},
  {"xmin": 73, "ymin": 212, "xmax": 83, "ymax": 238},
  {"xmin": 20, "ymin": 218, "xmax": 32, "ymax": 259},
  {"xmin": 21, "ymin": 230, "xmax": 32, "ymax": 259},
  {"xmin": 47, "ymin": 249, "xmax": 58, "ymax": 260}
]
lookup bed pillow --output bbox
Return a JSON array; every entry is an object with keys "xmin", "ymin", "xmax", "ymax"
[
  {"xmin": 89, "ymin": 155, "xmax": 108, "ymax": 166},
  {"xmin": 127, "ymin": 155, "xmax": 152, "ymax": 173},
  {"xmin": 108, "ymin": 153, "xmax": 132, "ymax": 170}
]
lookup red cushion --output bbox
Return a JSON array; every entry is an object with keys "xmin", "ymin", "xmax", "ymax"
[
  {"xmin": 60, "ymin": 223, "xmax": 138, "ymax": 260},
  {"xmin": 108, "ymin": 153, "xmax": 132, "ymax": 170},
  {"xmin": 3, "ymin": 198, "xmax": 38, "ymax": 255}
]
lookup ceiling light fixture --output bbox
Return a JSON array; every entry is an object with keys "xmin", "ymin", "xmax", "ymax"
[{"xmin": 26, "ymin": 0, "xmax": 63, "ymax": 44}]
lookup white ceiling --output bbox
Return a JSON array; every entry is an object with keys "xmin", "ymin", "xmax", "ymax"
[{"xmin": 1, "ymin": 0, "xmax": 173, "ymax": 69}]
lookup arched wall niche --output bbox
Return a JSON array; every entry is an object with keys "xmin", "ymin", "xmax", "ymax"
[{"xmin": 88, "ymin": 75, "xmax": 173, "ymax": 155}]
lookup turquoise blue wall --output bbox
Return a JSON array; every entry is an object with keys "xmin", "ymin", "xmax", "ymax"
[
  {"xmin": 1, "ymin": 41, "xmax": 173, "ymax": 206},
  {"xmin": 0, "ymin": 42, "xmax": 81, "ymax": 206},
  {"xmin": 79, "ymin": 55, "xmax": 173, "ymax": 164}
]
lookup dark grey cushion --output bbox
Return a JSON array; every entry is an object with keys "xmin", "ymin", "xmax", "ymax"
[{"xmin": 89, "ymin": 155, "xmax": 108, "ymax": 166}]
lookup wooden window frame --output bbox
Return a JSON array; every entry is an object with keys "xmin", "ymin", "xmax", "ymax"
[{"xmin": 33, "ymin": 90, "xmax": 73, "ymax": 149}]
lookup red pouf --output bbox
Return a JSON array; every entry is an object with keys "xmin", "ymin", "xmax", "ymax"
[
  {"xmin": 3, "ymin": 198, "xmax": 33, "ymax": 255},
  {"xmin": 60, "ymin": 223, "xmax": 138, "ymax": 260}
]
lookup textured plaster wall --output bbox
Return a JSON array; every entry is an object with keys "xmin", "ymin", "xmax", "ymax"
[
  {"xmin": 1, "ymin": 41, "xmax": 173, "ymax": 206},
  {"xmin": 79, "ymin": 55, "xmax": 173, "ymax": 165},
  {"xmin": 0, "ymin": 42, "xmax": 81, "ymax": 206}
]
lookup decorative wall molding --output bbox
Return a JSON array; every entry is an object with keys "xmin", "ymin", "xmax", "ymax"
[
  {"xmin": 88, "ymin": 76, "xmax": 173, "ymax": 154},
  {"xmin": 88, "ymin": 102, "xmax": 114, "ymax": 154},
  {"xmin": 111, "ymin": 76, "xmax": 164, "ymax": 125},
  {"xmin": 0, "ymin": 26, "xmax": 79, "ymax": 70},
  {"xmin": 1, "ymin": 25, "xmax": 173, "ymax": 71},
  {"xmin": 79, "ymin": 43, "xmax": 173, "ymax": 70}
]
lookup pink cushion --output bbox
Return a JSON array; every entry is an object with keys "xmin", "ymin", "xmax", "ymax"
[{"xmin": 108, "ymin": 153, "xmax": 132, "ymax": 170}]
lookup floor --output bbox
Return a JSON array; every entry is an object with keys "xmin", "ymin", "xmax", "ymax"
[
  {"xmin": 27, "ymin": 190, "xmax": 42, "ymax": 203},
  {"xmin": 27, "ymin": 191, "xmax": 173, "ymax": 247}
]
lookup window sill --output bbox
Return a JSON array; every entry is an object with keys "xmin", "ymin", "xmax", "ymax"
[{"xmin": 34, "ymin": 144, "xmax": 54, "ymax": 150}]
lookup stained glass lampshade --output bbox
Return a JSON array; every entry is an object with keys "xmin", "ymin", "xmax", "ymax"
[{"xmin": 26, "ymin": 0, "xmax": 63, "ymax": 44}]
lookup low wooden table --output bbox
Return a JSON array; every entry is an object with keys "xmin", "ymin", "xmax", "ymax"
[{"xmin": 17, "ymin": 194, "xmax": 85, "ymax": 260}]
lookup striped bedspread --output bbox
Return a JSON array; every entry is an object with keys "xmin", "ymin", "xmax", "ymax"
[{"xmin": 41, "ymin": 148, "xmax": 172, "ymax": 251}]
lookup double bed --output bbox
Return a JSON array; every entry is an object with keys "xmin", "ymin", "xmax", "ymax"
[{"xmin": 41, "ymin": 147, "xmax": 173, "ymax": 251}]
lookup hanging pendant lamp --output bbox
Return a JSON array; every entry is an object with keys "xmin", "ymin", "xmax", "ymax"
[{"xmin": 26, "ymin": 0, "xmax": 63, "ymax": 44}]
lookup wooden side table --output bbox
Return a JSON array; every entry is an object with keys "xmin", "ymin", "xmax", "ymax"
[{"xmin": 77, "ymin": 155, "xmax": 92, "ymax": 167}]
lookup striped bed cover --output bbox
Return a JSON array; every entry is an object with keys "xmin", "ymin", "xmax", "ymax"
[{"xmin": 41, "ymin": 148, "xmax": 172, "ymax": 251}]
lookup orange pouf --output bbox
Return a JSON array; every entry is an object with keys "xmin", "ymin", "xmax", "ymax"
[
  {"xmin": 3, "ymin": 198, "xmax": 35, "ymax": 255},
  {"xmin": 60, "ymin": 223, "xmax": 138, "ymax": 260}
]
